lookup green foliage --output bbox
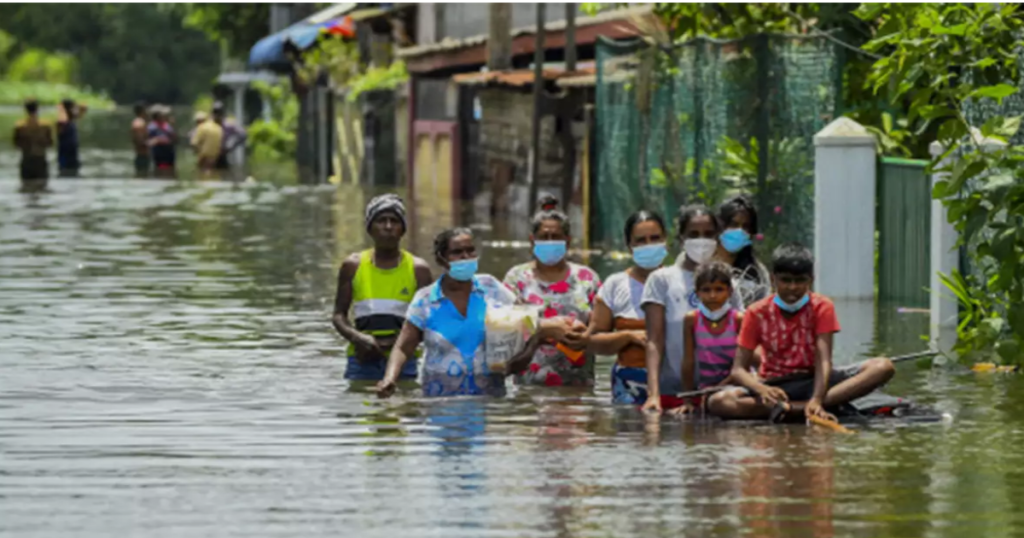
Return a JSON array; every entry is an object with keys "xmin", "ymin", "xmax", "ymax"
[
  {"xmin": 861, "ymin": 3, "xmax": 1024, "ymax": 363},
  {"xmin": 247, "ymin": 81, "xmax": 299, "ymax": 163},
  {"xmin": 0, "ymin": 4, "xmax": 219, "ymax": 104},
  {"xmin": 0, "ymin": 81, "xmax": 114, "ymax": 109},
  {"xmin": 5, "ymin": 48, "xmax": 77, "ymax": 84},
  {"xmin": 165, "ymin": 3, "xmax": 270, "ymax": 59},
  {"xmin": 346, "ymin": 61, "xmax": 409, "ymax": 103}
]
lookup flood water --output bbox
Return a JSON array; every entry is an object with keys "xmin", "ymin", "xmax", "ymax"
[{"xmin": 4, "ymin": 114, "xmax": 1024, "ymax": 538}]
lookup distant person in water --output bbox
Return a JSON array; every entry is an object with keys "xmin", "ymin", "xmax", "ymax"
[
  {"xmin": 12, "ymin": 99, "xmax": 54, "ymax": 188},
  {"xmin": 332, "ymin": 194, "xmax": 433, "ymax": 382},
  {"xmin": 147, "ymin": 105, "xmax": 177, "ymax": 178},
  {"xmin": 212, "ymin": 101, "xmax": 247, "ymax": 175},
  {"xmin": 131, "ymin": 102, "xmax": 150, "ymax": 177},
  {"xmin": 57, "ymin": 98, "xmax": 87, "ymax": 177},
  {"xmin": 190, "ymin": 111, "xmax": 223, "ymax": 176}
]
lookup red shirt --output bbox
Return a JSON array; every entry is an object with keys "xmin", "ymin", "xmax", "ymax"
[{"xmin": 737, "ymin": 293, "xmax": 841, "ymax": 379}]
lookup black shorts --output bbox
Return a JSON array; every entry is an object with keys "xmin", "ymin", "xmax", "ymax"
[
  {"xmin": 20, "ymin": 156, "xmax": 48, "ymax": 181},
  {"xmin": 743, "ymin": 362, "xmax": 862, "ymax": 402}
]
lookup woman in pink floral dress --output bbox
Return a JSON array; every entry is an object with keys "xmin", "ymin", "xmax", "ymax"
[{"xmin": 503, "ymin": 208, "xmax": 602, "ymax": 387}]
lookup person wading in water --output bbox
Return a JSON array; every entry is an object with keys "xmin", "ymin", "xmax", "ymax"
[
  {"xmin": 332, "ymin": 194, "xmax": 433, "ymax": 382},
  {"xmin": 12, "ymin": 99, "xmax": 54, "ymax": 190},
  {"xmin": 57, "ymin": 98, "xmax": 87, "ymax": 177},
  {"xmin": 130, "ymin": 102, "xmax": 150, "ymax": 177},
  {"xmin": 147, "ymin": 105, "xmax": 177, "ymax": 179}
]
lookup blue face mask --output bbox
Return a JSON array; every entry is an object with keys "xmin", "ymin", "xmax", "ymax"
[
  {"xmin": 533, "ymin": 240, "xmax": 567, "ymax": 266},
  {"xmin": 774, "ymin": 293, "xmax": 810, "ymax": 313},
  {"xmin": 447, "ymin": 258, "xmax": 478, "ymax": 282},
  {"xmin": 632, "ymin": 243, "xmax": 667, "ymax": 269},
  {"xmin": 698, "ymin": 302, "xmax": 732, "ymax": 322},
  {"xmin": 720, "ymin": 228, "xmax": 752, "ymax": 254}
]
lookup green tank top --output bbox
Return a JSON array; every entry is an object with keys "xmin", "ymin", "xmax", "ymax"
[{"xmin": 350, "ymin": 249, "xmax": 418, "ymax": 347}]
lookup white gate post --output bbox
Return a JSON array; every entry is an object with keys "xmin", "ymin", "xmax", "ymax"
[
  {"xmin": 928, "ymin": 140, "xmax": 959, "ymax": 349},
  {"xmin": 813, "ymin": 117, "xmax": 877, "ymax": 300}
]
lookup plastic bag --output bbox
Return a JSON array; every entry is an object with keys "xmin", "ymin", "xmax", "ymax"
[{"xmin": 485, "ymin": 305, "xmax": 538, "ymax": 374}]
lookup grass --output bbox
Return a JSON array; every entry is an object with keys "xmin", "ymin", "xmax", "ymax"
[{"xmin": 0, "ymin": 80, "xmax": 115, "ymax": 109}]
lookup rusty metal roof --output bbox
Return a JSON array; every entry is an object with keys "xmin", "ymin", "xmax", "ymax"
[
  {"xmin": 453, "ymin": 67, "xmax": 597, "ymax": 87},
  {"xmin": 397, "ymin": 5, "xmax": 654, "ymax": 59}
]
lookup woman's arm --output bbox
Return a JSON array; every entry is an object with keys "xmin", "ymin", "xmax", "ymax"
[
  {"xmin": 506, "ymin": 318, "xmax": 572, "ymax": 375},
  {"xmin": 376, "ymin": 322, "xmax": 423, "ymax": 398},
  {"xmin": 641, "ymin": 303, "xmax": 666, "ymax": 412},
  {"xmin": 682, "ymin": 312, "xmax": 696, "ymax": 392},
  {"xmin": 586, "ymin": 297, "xmax": 640, "ymax": 354}
]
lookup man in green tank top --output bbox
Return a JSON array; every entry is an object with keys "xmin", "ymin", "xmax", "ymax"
[{"xmin": 333, "ymin": 194, "xmax": 433, "ymax": 380}]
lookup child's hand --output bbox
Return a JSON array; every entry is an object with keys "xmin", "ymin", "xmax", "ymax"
[
  {"xmin": 667, "ymin": 401, "xmax": 695, "ymax": 416},
  {"xmin": 755, "ymin": 384, "xmax": 788, "ymax": 407},
  {"xmin": 805, "ymin": 399, "xmax": 837, "ymax": 422},
  {"xmin": 640, "ymin": 396, "xmax": 662, "ymax": 414}
]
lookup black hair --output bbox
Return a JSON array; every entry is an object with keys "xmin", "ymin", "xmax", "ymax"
[
  {"xmin": 61, "ymin": 99, "xmax": 75, "ymax": 111},
  {"xmin": 531, "ymin": 209, "xmax": 571, "ymax": 236},
  {"xmin": 694, "ymin": 261, "xmax": 734, "ymax": 289},
  {"xmin": 24, "ymin": 99, "xmax": 39, "ymax": 114},
  {"xmin": 134, "ymin": 101, "xmax": 147, "ymax": 115},
  {"xmin": 676, "ymin": 203, "xmax": 719, "ymax": 237},
  {"xmin": 433, "ymin": 227, "xmax": 474, "ymax": 265},
  {"xmin": 771, "ymin": 242, "xmax": 814, "ymax": 276},
  {"xmin": 623, "ymin": 209, "xmax": 666, "ymax": 244},
  {"xmin": 718, "ymin": 195, "xmax": 760, "ymax": 278}
]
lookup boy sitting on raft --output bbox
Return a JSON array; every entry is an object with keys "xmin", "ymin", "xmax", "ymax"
[{"xmin": 706, "ymin": 242, "xmax": 895, "ymax": 422}]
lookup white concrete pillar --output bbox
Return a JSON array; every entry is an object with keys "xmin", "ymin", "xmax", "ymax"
[
  {"xmin": 813, "ymin": 117, "xmax": 877, "ymax": 300},
  {"xmin": 233, "ymin": 86, "xmax": 246, "ymax": 170},
  {"xmin": 928, "ymin": 130, "xmax": 1006, "ymax": 348}
]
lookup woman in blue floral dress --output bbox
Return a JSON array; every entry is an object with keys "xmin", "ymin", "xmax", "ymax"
[{"xmin": 377, "ymin": 227, "xmax": 578, "ymax": 398}]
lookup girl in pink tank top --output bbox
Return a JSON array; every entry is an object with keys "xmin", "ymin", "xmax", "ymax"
[{"xmin": 679, "ymin": 261, "xmax": 745, "ymax": 413}]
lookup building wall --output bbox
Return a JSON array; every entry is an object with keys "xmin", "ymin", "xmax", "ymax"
[{"xmin": 434, "ymin": 3, "xmax": 583, "ymax": 41}]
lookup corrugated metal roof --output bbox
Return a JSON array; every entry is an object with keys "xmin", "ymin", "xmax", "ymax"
[
  {"xmin": 397, "ymin": 4, "xmax": 654, "ymax": 59},
  {"xmin": 453, "ymin": 67, "xmax": 597, "ymax": 87}
]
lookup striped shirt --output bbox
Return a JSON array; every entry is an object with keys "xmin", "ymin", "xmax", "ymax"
[{"xmin": 694, "ymin": 309, "xmax": 738, "ymax": 388}]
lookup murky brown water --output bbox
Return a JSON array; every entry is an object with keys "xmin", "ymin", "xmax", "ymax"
[{"xmin": 3, "ymin": 113, "xmax": 1024, "ymax": 538}]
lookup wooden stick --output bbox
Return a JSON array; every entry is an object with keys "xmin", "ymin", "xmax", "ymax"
[{"xmin": 807, "ymin": 414, "xmax": 855, "ymax": 434}]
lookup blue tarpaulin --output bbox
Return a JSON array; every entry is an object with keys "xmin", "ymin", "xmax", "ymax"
[{"xmin": 248, "ymin": 3, "xmax": 357, "ymax": 69}]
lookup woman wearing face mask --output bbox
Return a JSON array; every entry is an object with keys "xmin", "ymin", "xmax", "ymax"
[
  {"xmin": 586, "ymin": 210, "xmax": 670, "ymax": 405},
  {"xmin": 640, "ymin": 204, "xmax": 745, "ymax": 413},
  {"xmin": 503, "ymin": 208, "xmax": 603, "ymax": 387},
  {"xmin": 377, "ymin": 228, "xmax": 574, "ymax": 398},
  {"xmin": 717, "ymin": 195, "xmax": 772, "ymax": 307}
]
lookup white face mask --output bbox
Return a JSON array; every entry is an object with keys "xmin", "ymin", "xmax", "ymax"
[{"xmin": 683, "ymin": 238, "xmax": 717, "ymax": 264}]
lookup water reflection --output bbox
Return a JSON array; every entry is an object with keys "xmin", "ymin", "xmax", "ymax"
[{"xmin": 3, "ymin": 146, "xmax": 1024, "ymax": 538}]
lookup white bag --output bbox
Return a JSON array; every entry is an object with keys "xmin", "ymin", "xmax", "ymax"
[{"xmin": 485, "ymin": 305, "xmax": 539, "ymax": 374}]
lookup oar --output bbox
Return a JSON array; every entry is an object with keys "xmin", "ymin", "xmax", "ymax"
[{"xmin": 673, "ymin": 349, "xmax": 939, "ymax": 400}]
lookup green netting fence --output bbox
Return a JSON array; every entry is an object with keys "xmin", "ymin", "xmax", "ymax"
[{"xmin": 593, "ymin": 34, "xmax": 841, "ymax": 253}]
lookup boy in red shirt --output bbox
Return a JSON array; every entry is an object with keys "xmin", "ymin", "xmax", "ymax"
[{"xmin": 707, "ymin": 242, "xmax": 895, "ymax": 421}]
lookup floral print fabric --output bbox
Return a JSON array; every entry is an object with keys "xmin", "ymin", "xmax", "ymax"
[{"xmin": 502, "ymin": 262, "xmax": 602, "ymax": 387}]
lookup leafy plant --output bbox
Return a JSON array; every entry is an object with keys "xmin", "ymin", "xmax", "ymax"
[
  {"xmin": 247, "ymin": 80, "xmax": 299, "ymax": 162},
  {"xmin": 859, "ymin": 3, "xmax": 1024, "ymax": 363}
]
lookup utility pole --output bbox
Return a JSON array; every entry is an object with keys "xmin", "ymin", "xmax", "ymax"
[
  {"xmin": 565, "ymin": 4, "xmax": 577, "ymax": 71},
  {"xmin": 528, "ymin": 3, "xmax": 546, "ymax": 214},
  {"xmin": 487, "ymin": 3, "xmax": 512, "ymax": 71}
]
